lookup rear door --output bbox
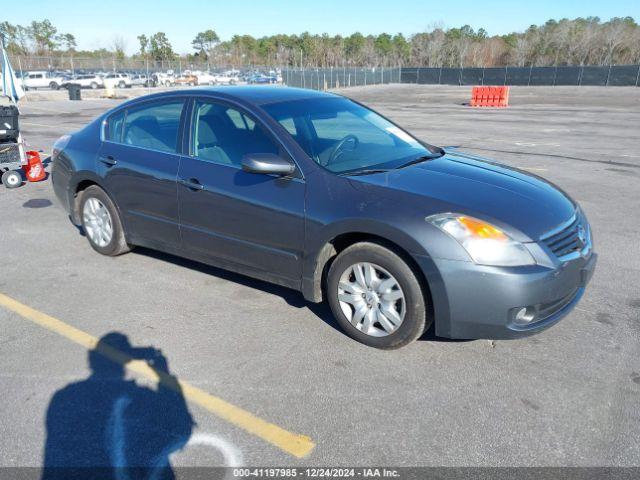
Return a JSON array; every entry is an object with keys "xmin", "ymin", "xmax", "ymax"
[
  {"xmin": 98, "ymin": 98, "xmax": 186, "ymax": 248},
  {"xmin": 177, "ymin": 98, "xmax": 305, "ymax": 284}
]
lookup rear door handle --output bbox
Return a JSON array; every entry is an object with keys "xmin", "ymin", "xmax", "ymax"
[
  {"xmin": 99, "ymin": 155, "xmax": 117, "ymax": 166},
  {"xmin": 178, "ymin": 178, "xmax": 204, "ymax": 191}
]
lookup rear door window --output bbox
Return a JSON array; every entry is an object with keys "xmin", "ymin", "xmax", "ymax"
[
  {"xmin": 106, "ymin": 110, "xmax": 125, "ymax": 142},
  {"xmin": 122, "ymin": 100, "xmax": 184, "ymax": 153}
]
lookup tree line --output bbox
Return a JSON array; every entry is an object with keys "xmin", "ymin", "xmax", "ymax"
[{"xmin": 1, "ymin": 17, "xmax": 639, "ymax": 68}]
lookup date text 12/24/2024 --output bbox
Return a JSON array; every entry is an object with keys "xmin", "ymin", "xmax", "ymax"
[{"xmin": 232, "ymin": 468, "xmax": 400, "ymax": 478}]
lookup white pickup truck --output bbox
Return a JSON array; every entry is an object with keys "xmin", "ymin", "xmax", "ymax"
[{"xmin": 23, "ymin": 71, "xmax": 66, "ymax": 90}]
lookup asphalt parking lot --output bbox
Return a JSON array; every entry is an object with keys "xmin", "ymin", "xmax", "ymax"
[{"xmin": 1, "ymin": 84, "xmax": 640, "ymax": 469}]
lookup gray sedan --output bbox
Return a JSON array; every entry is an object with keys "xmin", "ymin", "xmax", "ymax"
[{"xmin": 51, "ymin": 87, "xmax": 597, "ymax": 348}]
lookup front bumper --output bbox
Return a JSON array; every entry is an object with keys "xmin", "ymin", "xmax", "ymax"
[{"xmin": 415, "ymin": 250, "xmax": 597, "ymax": 340}]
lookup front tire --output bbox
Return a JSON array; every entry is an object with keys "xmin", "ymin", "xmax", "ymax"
[
  {"xmin": 79, "ymin": 186, "xmax": 131, "ymax": 256},
  {"xmin": 326, "ymin": 242, "xmax": 429, "ymax": 349}
]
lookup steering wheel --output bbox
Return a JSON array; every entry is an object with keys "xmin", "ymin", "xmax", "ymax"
[{"xmin": 325, "ymin": 134, "xmax": 359, "ymax": 166}]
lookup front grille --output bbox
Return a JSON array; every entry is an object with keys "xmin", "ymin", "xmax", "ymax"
[{"xmin": 542, "ymin": 213, "xmax": 588, "ymax": 259}]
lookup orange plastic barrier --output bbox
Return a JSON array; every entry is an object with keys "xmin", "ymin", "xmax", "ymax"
[
  {"xmin": 23, "ymin": 151, "xmax": 46, "ymax": 182},
  {"xmin": 470, "ymin": 86, "xmax": 509, "ymax": 107}
]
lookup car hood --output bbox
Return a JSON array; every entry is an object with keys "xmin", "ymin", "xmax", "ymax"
[{"xmin": 349, "ymin": 151, "xmax": 576, "ymax": 242}]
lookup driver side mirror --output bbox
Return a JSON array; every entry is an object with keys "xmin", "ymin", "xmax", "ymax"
[{"xmin": 241, "ymin": 153, "xmax": 296, "ymax": 176}]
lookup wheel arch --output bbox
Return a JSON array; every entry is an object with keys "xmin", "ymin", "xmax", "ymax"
[
  {"xmin": 302, "ymin": 227, "xmax": 434, "ymax": 322},
  {"xmin": 68, "ymin": 174, "xmax": 123, "ymax": 228}
]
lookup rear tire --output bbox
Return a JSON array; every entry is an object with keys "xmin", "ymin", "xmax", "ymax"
[
  {"xmin": 49, "ymin": 82, "xmax": 60, "ymax": 90},
  {"xmin": 90, "ymin": 82, "xmax": 98, "ymax": 89},
  {"xmin": 79, "ymin": 186, "xmax": 131, "ymax": 256},
  {"xmin": 2, "ymin": 170, "xmax": 22, "ymax": 189},
  {"xmin": 326, "ymin": 242, "xmax": 429, "ymax": 349}
]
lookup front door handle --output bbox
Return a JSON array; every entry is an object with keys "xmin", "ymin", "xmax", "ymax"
[
  {"xmin": 99, "ymin": 155, "xmax": 117, "ymax": 166},
  {"xmin": 178, "ymin": 178, "xmax": 204, "ymax": 191}
]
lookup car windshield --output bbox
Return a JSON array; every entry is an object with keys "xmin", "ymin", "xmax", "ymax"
[{"xmin": 263, "ymin": 97, "xmax": 440, "ymax": 174}]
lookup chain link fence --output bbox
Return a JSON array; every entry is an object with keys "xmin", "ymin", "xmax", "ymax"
[
  {"xmin": 7, "ymin": 55, "xmax": 640, "ymax": 88},
  {"xmin": 282, "ymin": 67, "xmax": 402, "ymax": 89},
  {"xmin": 7, "ymin": 55, "xmax": 271, "ymax": 75},
  {"xmin": 401, "ymin": 65, "xmax": 640, "ymax": 87}
]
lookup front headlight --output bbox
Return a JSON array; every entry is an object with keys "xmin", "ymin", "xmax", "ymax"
[{"xmin": 427, "ymin": 214, "xmax": 535, "ymax": 266}]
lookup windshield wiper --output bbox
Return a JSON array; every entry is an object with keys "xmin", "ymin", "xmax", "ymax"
[
  {"xmin": 339, "ymin": 149, "xmax": 445, "ymax": 176},
  {"xmin": 395, "ymin": 152, "xmax": 443, "ymax": 170},
  {"xmin": 339, "ymin": 168, "xmax": 390, "ymax": 177}
]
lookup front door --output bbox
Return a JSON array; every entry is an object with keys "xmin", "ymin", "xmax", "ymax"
[
  {"xmin": 98, "ymin": 98, "xmax": 185, "ymax": 248},
  {"xmin": 178, "ymin": 99, "xmax": 305, "ymax": 284}
]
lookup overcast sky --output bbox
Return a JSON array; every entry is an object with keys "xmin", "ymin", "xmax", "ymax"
[{"xmin": 6, "ymin": 0, "xmax": 639, "ymax": 54}]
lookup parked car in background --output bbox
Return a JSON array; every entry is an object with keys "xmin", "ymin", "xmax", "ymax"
[
  {"xmin": 23, "ymin": 71, "xmax": 66, "ymax": 90},
  {"xmin": 103, "ymin": 73, "xmax": 132, "ymax": 89},
  {"xmin": 248, "ymin": 73, "xmax": 277, "ymax": 84},
  {"xmin": 270, "ymin": 69, "xmax": 283, "ymax": 83},
  {"xmin": 227, "ymin": 70, "xmax": 241, "ymax": 83},
  {"xmin": 152, "ymin": 72, "xmax": 175, "ymax": 87},
  {"xmin": 130, "ymin": 74, "xmax": 149, "ymax": 87},
  {"xmin": 51, "ymin": 87, "xmax": 597, "ymax": 349},
  {"xmin": 174, "ymin": 74, "xmax": 199, "ymax": 86},
  {"xmin": 212, "ymin": 71, "xmax": 239, "ymax": 85},
  {"xmin": 194, "ymin": 71, "xmax": 216, "ymax": 85},
  {"xmin": 62, "ymin": 74, "xmax": 104, "ymax": 89}
]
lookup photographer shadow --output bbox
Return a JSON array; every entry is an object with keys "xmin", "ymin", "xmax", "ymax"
[{"xmin": 42, "ymin": 332, "xmax": 195, "ymax": 480}]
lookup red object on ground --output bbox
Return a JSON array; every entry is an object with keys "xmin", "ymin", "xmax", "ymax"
[
  {"xmin": 23, "ymin": 150, "xmax": 46, "ymax": 182},
  {"xmin": 470, "ymin": 86, "xmax": 509, "ymax": 107}
]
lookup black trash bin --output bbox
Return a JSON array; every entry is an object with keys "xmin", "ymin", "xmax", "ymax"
[{"xmin": 68, "ymin": 84, "xmax": 82, "ymax": 101}]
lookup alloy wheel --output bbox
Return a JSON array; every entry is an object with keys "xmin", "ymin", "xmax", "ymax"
[
  {"xmin": 337, "ymin": 262, "xmax": 406, "ymax": 337},
  {"xmin": 83, "ymin": 197, "xmax": 113, "ymax": 247}
]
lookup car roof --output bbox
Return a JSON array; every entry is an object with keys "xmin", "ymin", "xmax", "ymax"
[
  {"xmin": 122, "ymin": 86, "xmax": 339, "ymax": 108},
  {"xmin": 205, "ymin": 86, "xmax": 338, "ymax": 105}
]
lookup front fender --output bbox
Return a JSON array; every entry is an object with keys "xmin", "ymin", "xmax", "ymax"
[{"xmin": 301, "ymin": 218, "xmax": 437, "ymax": 303}]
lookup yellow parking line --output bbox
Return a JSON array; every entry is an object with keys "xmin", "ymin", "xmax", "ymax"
[{"xmin": 0, "ymin": 292, "xmax": 315, "ymax": 458}]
